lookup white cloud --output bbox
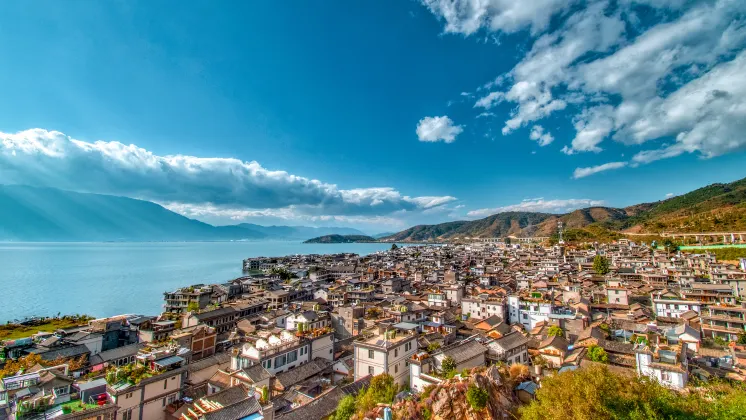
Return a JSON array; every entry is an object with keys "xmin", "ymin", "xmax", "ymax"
[
  {"xmin": 572, "ymin": 161, "xmax": 628, "ymax": 179},
  {"xmin": 416, "ymin": 115, "xmax": 464, "ymax": 143},
  {"xmin": 0, "ymin": 129, "xmax": 457, "ymax": 217},
  {"xmin": 421, "ymin": 0, "xmax": 578, "ymax": 36},
  {"xmin": 467, "ymin": 197, "xmax": 605, "ymax": 217},
  {"xmin": 424, "ymin": 0, "xmax": 746, "ymax": 166},
  {"xmin": 665, "ymin": 192, "xmax": 674, "ymax": 198},
  {"xmin": 529, "ymin": 125, "xmax": 555, "ymax": 146}
]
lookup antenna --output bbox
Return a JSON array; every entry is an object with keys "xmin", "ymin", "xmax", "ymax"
[{"xmin": 558, "ymin": 221, "xmax": 565, "ymax": 245}]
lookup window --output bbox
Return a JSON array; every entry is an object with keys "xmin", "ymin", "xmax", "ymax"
[
  {"xmin": 369, "ymin": 349, "xmax": 375, "ymax": 359},
  {"xmin": 164, "ymin": 379, "xmax": 168, "ymax": 389},
  {"xmin": 522, "ymin": 314, "xmax": 528, "ymax": 320},
  {"xmin": 368, "ymin": 366, "xmax": 375, "ymax": 375},
  {"xmin": 394, "ymin": 348, "xmax": 398, "ymax": 357},
  {"xmin": 167, "ymin": 393, "xmax": 177, "ymax": 404},
  {"xmin": 275, "ymin": 354, "xmax": 288, "ymax": 368},
  {"xmin": 122, "ymin": 409, "xmax": 133, "ymax": 420},
  {"xmin": 287, "ymin": 350, "xmax": 298, "ymax": 363},
  {"xmin": 395, "ymin": 364, "xmax": 398, "ymax": 373}
]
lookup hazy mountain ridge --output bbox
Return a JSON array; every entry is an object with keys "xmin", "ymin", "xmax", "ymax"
[
  {"xmin": 0, "ymin": 185, "xmax": 365, "ymax": 242},
  {"xmin": 382, "ymin": 177, "xmax": 746, "ymax": 242}
]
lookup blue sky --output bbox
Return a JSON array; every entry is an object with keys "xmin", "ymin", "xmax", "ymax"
[{"xmin": 1, "ymin": 0, "xmax": 745, "ymax": 233}]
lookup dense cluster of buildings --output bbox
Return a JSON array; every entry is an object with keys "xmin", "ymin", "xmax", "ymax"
[{"xmin": 3, "ymin": 241, "xmax": 746, "ymax": 419}]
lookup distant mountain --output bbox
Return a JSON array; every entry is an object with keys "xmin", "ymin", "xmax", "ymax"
[
  {"xmin": 304, "ymin": 234, "xmax": 376, "ymax": 244},
  {"xmin": 382, "ymin": 176, "xmax": 746, "ymax": 242},
  {"xmin": 372, "ymin": 232, "xmax": 397, "ymax": 239},
  {"xmin": 234, "ymin": 223, "xmax": 367, "ymax": 240},
  {"xmin": 0, "ymin": 185, "xmax": 266, "ymax": 242}
]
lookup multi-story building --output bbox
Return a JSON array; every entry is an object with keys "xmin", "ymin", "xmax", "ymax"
[
  {"xmin": 507, "ymin": 295, "xmax": 578, "ymax": 330},
  {"xmin": 700, "ymin": 305, "xmax": 746, "ymax": 341},
  {"xmin": 332, "ymin": 306, "xmax": 366, "ymax": 339},
  {"xmin": 230, "ymin": 330, "xmax": 334, "ymax": 375},
  {"xmin": 182, "ymin": 307, "xmax": 237, "ymax": 335},
  {"xmin": 163, "ymin": 286, "xmax": 213, "ymax": 314},
  {"xmin": 354, "ymin": 327, "xmax": 418, "ymax": 386},
  {"xmin": 485, "ymin": 331, "xmax": 529, "ymax": 365},
  {"xmin": 651, "ymin": 292, "xmax": 701, "ymax": 318},
  {"xmin": 107, "ymin": 358, "xmax": 187, "ymax": 420},
  {"xmin": 461, "ymin": 297, "xmax": 506, "ymax": 321}
]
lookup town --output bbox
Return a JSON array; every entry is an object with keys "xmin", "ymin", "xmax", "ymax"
[{"xmin": 2, "ymin": 235, "xmax": 746, "ymax": 420}]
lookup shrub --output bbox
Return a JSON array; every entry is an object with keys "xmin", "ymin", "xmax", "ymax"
[
  {"xmin": 587, "ymin": 345, "xmax": 609, "ymax": 363},
  {"xmin": 333, "ymin": 395, "xmax": 356, "ymax": 420},
  {"xmin": 466, "ymin": 384, "xmax": 488, "ymax": 411},
  {"xmin": 547, "ymin": 325, "xmax": 564, "ymax": 337},
  {"xmin": 509, "ymin": 363, "xmax": 530, "ymax": 381},
  {"xmin": 441, "ymin": 356, "xmax": 457, "ymax": 375}
]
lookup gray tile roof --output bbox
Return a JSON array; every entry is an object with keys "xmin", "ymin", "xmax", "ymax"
[
  {"xmin": 439, "ymin": 340, "xmax": 488, "ymax": 365},
  {"xmin": 275, "ymin": 376, "xmax": 371, "ymax": 420},
  {"xmin": 275, "ymin": 358, "xmax": 332, "ymax": 389},
  {"xmin": 204, "ymin": 397, "xmax": 262, "ymax": 420}
]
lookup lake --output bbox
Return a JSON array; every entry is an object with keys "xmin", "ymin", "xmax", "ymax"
[{"xmin": 0, "ymin": 241, "xmax": 395, "ymax": 322}]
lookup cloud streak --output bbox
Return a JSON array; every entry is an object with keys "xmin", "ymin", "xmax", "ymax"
[
  {"xmin": 0, "ymin": 129, "xmax": 456, "ymax": 217},
  {"xmin": 467, "ymin": 197, "xmax": 605, "ymax": 218},
  {"xmin": 572, "ymin": 161, "xmax": 628, "ymax": 179}
]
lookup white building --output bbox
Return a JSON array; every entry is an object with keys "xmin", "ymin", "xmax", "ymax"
[
  {"xmin": 353, "ymin": 328, "xmax": 418, "ymax": 386},
  {"xmin": 651, "ymin": 297, "xmax": 701, "ymax": 318},
  {"xmin": 635, "ymin": 346, "xmax": 688, "ymax": 390},
  {"xmin": 230, "ymin": 330, "xmax": 333, "ymax": 375},
  {"xmin": 461, "ymin": 297, "xmax": 506, "ymax": 321}
]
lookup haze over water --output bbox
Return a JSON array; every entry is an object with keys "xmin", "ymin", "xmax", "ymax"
[{"xmin": 0, "ymin": 241, "xmax": 393, "ymax": 322}]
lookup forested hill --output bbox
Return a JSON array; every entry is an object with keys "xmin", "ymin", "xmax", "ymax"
[{"xmin": 381, "ymin": 176, "xmax": 746, "ymax": 242}]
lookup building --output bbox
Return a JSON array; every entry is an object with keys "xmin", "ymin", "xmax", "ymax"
[
  {"xmin": 651, "ymin": 293, "xmax": 701, "ymax": 318},
  {"xmin": 409, "ymin": 339, "xmax": 487, "ymax": 392},
  {"xmin": 230, "ymin": 330, "xmax": 334, "ymax": 375},
  {"xmin": 353, "ymin": 327, "xmax": 418, "ymax": 386},
  {"xmin": 170, "ymin": 324, "xmax": 217, "ymax": 361},
  {"xmin": 461, "ymin": 297, "xmax": 506, "ymax": 321},
  {"xmin": 163, "ymin": 286, "xmax": 213, "ymax": 314},
  {"xmin": 635, "ymin": 345, "xmax": 688, "ymax": 390},
  {"xmin": 107, "ymin": 362, "xmax": 187, "ymax": 420},
  {"xmin": 182, "ymin": 307, "xmax": 237, "ymax": 335},
  {"xmin": 700, "ymin": 305, "xmax": 746, "ymax": 342},
  {"xmin": 485, "ymin": 331, "xmax": 529, "ymax": 365}
]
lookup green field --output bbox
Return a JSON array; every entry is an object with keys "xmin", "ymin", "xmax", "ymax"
[{"xmin": 0, "ymin": 317, "xmax": 91, "ymax": 341}]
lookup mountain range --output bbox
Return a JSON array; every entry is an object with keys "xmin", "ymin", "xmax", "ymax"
[
  {"xmin": 381, "ymin": 176, "xmax": 746, "ymax": 242},
  {"xmin": 0, "ymin": 185, "xmax": 365, "ymax": 242}
]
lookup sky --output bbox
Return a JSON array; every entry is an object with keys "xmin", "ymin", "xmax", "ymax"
[{"xmin": 1, "ymin": 0, "xmax": 745, "ymax": 234}]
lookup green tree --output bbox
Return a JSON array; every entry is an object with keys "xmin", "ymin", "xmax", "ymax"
[
  {"xmin": 427, "ymin": 343, "xmax": 441, "ymax": 352},
  {"xmin": 466, "ymin": 384, "xmax": 488, "ymax": 411},
  {"xmin": 663, "ymin": 239, "xmax": 679, "ymax": 253},
  {"xmin": 333, "ymin": 395, "xmax": 356, "ymax": 420},
  {"xmin": 391, "ymin": 243, "xmax": 399, "ymax": 250},
  {"xmin": 441, "ymin": 356, "xmax": 457, "ymax": 376},
  {"xmin": 738, "ymin": 333, "xmax": 746, "ymax": 345},
  {"xmin": 547, "ymin": 325, "xmax": 564, "ymax": 337},
  {"xmin": 587, "ymin": 345, "xmax": 609, "ymax": 363},
  {"xmin": 593, "ymin": 255, "xmax": 610, "ymax": 275},
  {"xmin": 187, "ymin": 302, "xmax": 200, "ymax": 312}
]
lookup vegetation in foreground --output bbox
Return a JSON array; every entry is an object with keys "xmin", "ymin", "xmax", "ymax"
[
  {"xmin": 0, "ymin": 314, "xmax": 93, "ymax": 341},
  {"xmin": 520, "ymin": 365, "xmax": 746, "ymax": 420}
]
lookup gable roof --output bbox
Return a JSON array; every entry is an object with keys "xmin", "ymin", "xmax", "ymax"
[
  {"xmin": 439, "ymin": 340, "xmax": 488, "ymax": 365},
  {"xmin": 275, "ymin": 358, "xmax": 332, "ymax": 389}
]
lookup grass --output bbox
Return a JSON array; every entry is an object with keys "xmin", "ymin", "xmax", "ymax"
[
  {"xmin": 61, "ymin": 400, "xmax": 99, "ymax": 413},
  {"xmin": 0, "ymin": 317, "xmax": 91, "ymax": 341}
]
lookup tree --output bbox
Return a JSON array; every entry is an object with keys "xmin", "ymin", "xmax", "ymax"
[
  {"xmin": 663, "ymin": 239, "xmax": 679, "ymax": 253},
  {"xmin": 466, "ymin": 384, "xmax": 488, "ymax": 411},
  {"xmin": 441, "ymin": 356, "xmax": 457, "ymax": 376},
  {"xmin": 187, "ymin": 302, "xmax": 200, "ymax": 312},
  {"xmin": 587, "ymin": 345, "xmax": 609, "ymax": 363},
  {"xmin": 391, "ymin": 243, "xmax": 399, "ymax": 250},
  {"xmin": 738, "ymin": 333, "xmax": 746, "ymax": 345},
  {"xmin": 333, "ymin": 395, "xmax": 356, "ymax": 420},
  {"xmin": 547, "ymin": 325, "xmax": 564, "ymax": 337},
  {"xmin": 593, "ymin": 255, "xmax": 610, "ymax": 275},
  {"xmin": 427, "ymin": 343, "xmax": 441, "ymax": 352}
]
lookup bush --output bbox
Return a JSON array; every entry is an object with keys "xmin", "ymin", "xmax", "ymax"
[
  {"xmin": 547, "ymin": 325, "xmax": 564, "ymax": 337},
  {"xmin": 333, "ymin": 395, "xmax": 356, "ymax": 420},
  {"xmin": 466, "ymin": 384, "xmax": 488, "ymax": 411},
  {"xmin": 520, "ymin": 365, "xmax": 746, "ymax": 420},
  {"xmin": 587, "ymin": 345, "xmax": 609, "ymax": 363},
  {"xmin": 509, "ymin": 363, "xmax": 530, "ymax": 381},
  {"xmin": 593, "ymin": 255, "xmax": 610, "ymax": 275},
  {"xmin": 441, "ymin": 356, "xmax": 457, "ymax": 376}
]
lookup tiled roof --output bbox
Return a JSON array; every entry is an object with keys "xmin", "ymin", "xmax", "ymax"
[
  {"xmin": 204, "ymin": 397, "xmax": 262, "ymax": 420},
  {"xmin": 439, "ymin": 340, "xmax": 488, "ymax": 365},
  {"xmin": 275, "ymin": 358, "xmax": 332, "ymax": 389},
  {"xmin": 276, "ymin": 376, "xmax": 371, "ymax": 420}
]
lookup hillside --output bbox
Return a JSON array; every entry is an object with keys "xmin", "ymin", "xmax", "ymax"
[
  {"xmin": 382, "ymin": 176, "xmax": 746, "ymax": 242},
  {"xmin": 303, "ymin": 234, "xmax": 376, "ymax": 244},
  {"xmin": 0, "ymin": 185, "xmax": 266, "ymax": 242}
]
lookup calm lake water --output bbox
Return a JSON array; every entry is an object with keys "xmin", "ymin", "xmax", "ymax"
[{"xmin": 0, "ymin": 241, "xmax": 394, "ymax": 322}]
